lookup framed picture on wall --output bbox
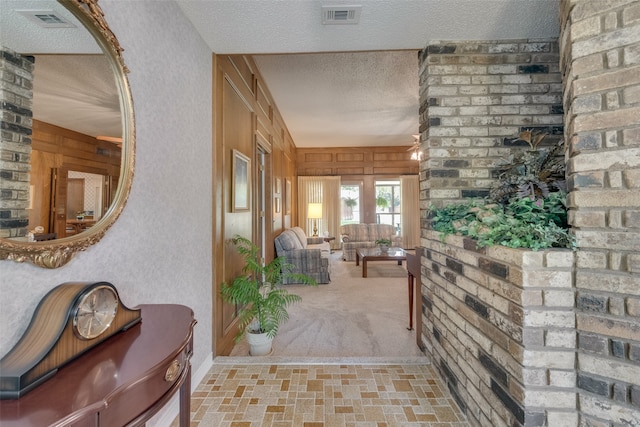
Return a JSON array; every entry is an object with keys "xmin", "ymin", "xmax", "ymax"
[
  {"xmin": 285, "ymin": 179, "xmax": 292, "ymax": 215},
  {"xmin": 232, "ymin": 149, "xmax": 250, "ymax": 212}
]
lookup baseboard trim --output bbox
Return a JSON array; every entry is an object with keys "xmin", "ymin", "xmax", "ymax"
[{"xmin": 212, "ymin": 355, "xmax": 430, "ymax": 365}]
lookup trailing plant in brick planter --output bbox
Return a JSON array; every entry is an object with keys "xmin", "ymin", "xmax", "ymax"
[{"xmin": 428, "ymin": 131, "xmax": 575, "ymax": 250}]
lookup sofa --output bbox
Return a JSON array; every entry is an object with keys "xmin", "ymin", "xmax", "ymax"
[
  {"xmin": 274, "ymin": 227, "xmax": 331, "ymax": 284},
  {"xmin": 339, "ymin": 223, "xmax": 403, "ymax": 261}
]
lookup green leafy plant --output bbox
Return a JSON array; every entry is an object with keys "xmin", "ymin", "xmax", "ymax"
[
  {"xmin": 376, "ymin": 195, "xmax": 389, "ymax": 209},
  {"xmin": 428, "ymin": 194, "xmax": 574, "ymax": 250},
  {"xmin": 428, "ymin": 130, "xmax": 574, "ymax": 250},
  {"xmin": 344, "ymin": 197, "xmax": 358, "ymax": 208},
  {"xmin": 221, "ymin": 235, "xmax": 316, "ymax": 342},
  {"xmin": 375, "ymin": 238, "xmax": 392, "ymax": 246}
]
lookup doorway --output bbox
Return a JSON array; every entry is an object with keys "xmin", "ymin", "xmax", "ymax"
[{"xmin": 66, "ymin": 178, "xmax": 84, "ymax": 220}]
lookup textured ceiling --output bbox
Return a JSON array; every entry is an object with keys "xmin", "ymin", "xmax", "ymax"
[
  {"xmin": 253, "ymin": 51, "xmax": 420, "ymax": 147},
  {"xmin": 1, "ymin": 0, "xmax": 561, "ymax": 148},
  {"xmin": 177, "ymin": 0, "xmax": 560, "ymax": 148}
]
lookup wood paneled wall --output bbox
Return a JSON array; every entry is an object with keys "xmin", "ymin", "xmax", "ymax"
[
  {"xmin": 30, "ymin": 120, "xmax": 121, "ymax": 236},
  {"xmin": 296, "ymin": 146, "xmax": 419, "ymax": 176},
  {"xmin": 296, "ymin": 146, "xmax": 419, "ymax": 224},
  {"xmin": 213, "ymin": 54, "xmax": 297, "ymax": 356}
]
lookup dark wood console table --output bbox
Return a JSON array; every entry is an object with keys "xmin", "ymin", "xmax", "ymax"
[
  {"xmin": 406, "ymin": 248, "xmax": 423, "ymax": 350},
  {"xmin": 0, "ymin": 304, "xmax": 196, "ymax": 427}
]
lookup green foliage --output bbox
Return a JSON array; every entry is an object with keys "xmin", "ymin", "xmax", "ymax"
[
  {"xmin": 376, "ymin": 196, "xmax": 389, "ymax": 208},
  {"xmin": 344, "ymin": 197, "xmax": 358, "ymax": 208},
  {"xmin": 428, "ymin": 130, "xmax": 575, "ymax": 251},
  {"xmin": 375, "ymin": 238, "xmax": 392, "ymax": 246},
  {"xmin": 428, "ymin": 194, "xmax": 575, "ymax": 250},
  {"xmin": 221, "ymin": 235, "xmax": 316, "ymax": 341}
]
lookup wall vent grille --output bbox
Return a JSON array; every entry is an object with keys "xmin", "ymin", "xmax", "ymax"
[
  {"xmin": 321, "ymin": 5, "xmax": 361, "ymax": 25},
  {"xmin": 17, "ymin": 10, "xmax": 75, "ymax": 28}
]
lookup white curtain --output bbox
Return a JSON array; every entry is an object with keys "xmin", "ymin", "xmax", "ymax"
[
  {"xmin": 400, "ymin": 175, "xmax": 420, "ymax": 249},
  {"xmin": 298, "ymin": 176, "xmax": 341, "ymax": 248}
]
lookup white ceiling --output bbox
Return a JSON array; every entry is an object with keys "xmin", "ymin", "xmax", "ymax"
[{"xmin": 1, "ymin": 0, "xmax": 560, "ymax": 148}]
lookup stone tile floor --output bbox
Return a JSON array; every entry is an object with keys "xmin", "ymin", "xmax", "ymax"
[{"xmin": 179, "ymin": 362, "xmax": 469, "ymax": 426}]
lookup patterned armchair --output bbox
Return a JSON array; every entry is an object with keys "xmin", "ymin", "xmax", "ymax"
[
  {"xmin": 339, "ymin": 224, "xmax": 403, "ymax": 261},
  {"xmin": 274, "ymin": 227, "xmax": 330, "ymax": 284}
]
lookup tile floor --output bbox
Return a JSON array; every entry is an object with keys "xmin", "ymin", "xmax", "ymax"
[{"xmin": 180, "ymin": 362, "xmax": 469, "ymax": 427}]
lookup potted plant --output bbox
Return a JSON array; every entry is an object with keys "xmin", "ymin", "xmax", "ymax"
[
  {"xmin": 376, "ymin": 196, "xmax": 389, "ymax": 210},
  {"xmin": 221, "ymin": 235, "xmax": 316, "ymax": 355},
  {"xmin": 375, "ymin": 238, "xmax": 392, "ymax": 253},
  {"xmin": 343, "ymin": 197, "xmax": 358, "ymax": 220}
]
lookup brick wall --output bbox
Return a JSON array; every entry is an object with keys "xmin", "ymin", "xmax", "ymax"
[
  {"xmin": 422, "ymin": 230, "xmax": 575, "ymax": 426},
  {"xmin": 418, "ymin": 3, "xmax": 640, "ymax": 426},
  {"xmin": 419, "ymin": 39, "xmax": 564, "ymax": 209},
  {"xmin": 560, "ymin": 0, "xmax": 640, "ymax": 425},
  {"xmin": 0, "ymin": 49, "xmax": 33, "ymax": 238}
]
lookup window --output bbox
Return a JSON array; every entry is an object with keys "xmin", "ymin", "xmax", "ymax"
[
  {"xmin": 375, "ymin": 180, "xmax": 400, "ymax": 233},
  {"xmin": 340, "ymin": 183, "xmax": 361, "ymax": 225}
]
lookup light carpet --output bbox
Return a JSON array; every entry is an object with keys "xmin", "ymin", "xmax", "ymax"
[{"xmin": 227, "ymin": 251, "xmax": 427, "ymax": 362}]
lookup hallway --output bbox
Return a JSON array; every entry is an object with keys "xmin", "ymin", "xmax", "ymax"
[
  {"xmin": 183, "ymin": 363, "xmax": 469, "ymax": 426},
  {"xmin": 176, "ymin": 254, "xmax": 469, "ymax": 426}
]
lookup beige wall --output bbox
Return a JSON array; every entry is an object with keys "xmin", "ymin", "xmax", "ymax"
[{"xmin": 0, "ymin": 6, "xmax": 215, "ymax": 427}]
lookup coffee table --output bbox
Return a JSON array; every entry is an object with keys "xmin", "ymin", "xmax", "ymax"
[{"xmin": 355, "ymin": 247, "xmax": 406, "ymax": 278}]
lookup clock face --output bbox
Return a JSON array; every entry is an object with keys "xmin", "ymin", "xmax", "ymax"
[{"xmin": 73, "ymin": 286, "xmax": 119, "ymax": 339}]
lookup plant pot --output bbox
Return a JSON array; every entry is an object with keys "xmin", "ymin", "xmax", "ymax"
[
  {"xmin": 246, "ymin": 331, "xmax": 273, "ymax": 356},
  {"xmin": 379, "ymin": 244, "xmax": 389, "ymax": 253}
]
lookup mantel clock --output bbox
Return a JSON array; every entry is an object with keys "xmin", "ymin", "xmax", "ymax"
[{"xmin": 0, "ymin": 282, "xmax": 141, "ymax": 399}]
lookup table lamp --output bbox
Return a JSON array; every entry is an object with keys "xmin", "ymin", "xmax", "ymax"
[{"xmin": 308, "ymin": 203, "xmax": 322, "ymax": 237}]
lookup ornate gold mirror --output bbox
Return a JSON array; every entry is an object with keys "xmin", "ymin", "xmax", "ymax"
[{"xmin": 0, "ymin": 0, "xmax": 135, "ymax": 268}]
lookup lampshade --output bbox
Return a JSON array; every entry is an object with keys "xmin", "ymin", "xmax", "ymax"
[{"xmin": 308, "ymin": 203, "xmax": 323, "ymax": 219}]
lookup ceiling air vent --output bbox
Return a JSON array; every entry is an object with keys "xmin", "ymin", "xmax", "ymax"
[
  {"xmin": 17, "ymin": 10, "xmax": 76, "ymax": 28},
  {"xmin": 321, "ymin": 5, "xmax": 361, "ymax": 25}
]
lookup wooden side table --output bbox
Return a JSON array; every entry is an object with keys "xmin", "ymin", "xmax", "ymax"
[
  {"xmin": 0, "ymin": 304, "xmax": 196, "ymax": 427},
  {"xmin": 323, "ymin": 236, "xmax": 335, "ymax": 252}
]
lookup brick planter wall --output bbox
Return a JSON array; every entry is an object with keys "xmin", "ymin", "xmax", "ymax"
[
  {"xmin": 422, "ymin": 231, "xmax": 575, "ymax": 427},
  {"xmin": 560, "ymin": 1, "xmax": 640, "ymax": 425},
  {"xmin": 0, "ymin": 49, "xmax": 34, "ymax": 238},
  {"xmin": 419, "ymin": 12, "xmax": 640, "ymax": 425}
]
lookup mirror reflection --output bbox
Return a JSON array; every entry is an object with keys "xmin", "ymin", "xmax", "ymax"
[{"xmin": 1, "ymin": 2, "xmax": 122, "ymax": 242}]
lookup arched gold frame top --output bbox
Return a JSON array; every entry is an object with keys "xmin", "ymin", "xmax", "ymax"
[{"xmin": 0, "ymin": 0, "xmax": 135, "ymax": 268}]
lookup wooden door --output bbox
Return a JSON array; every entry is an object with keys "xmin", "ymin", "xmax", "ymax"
[{"xmin": 67, "ymin": 179, "xmax": 85, "ymax": 219}]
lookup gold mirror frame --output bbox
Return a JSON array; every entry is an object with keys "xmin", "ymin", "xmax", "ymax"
[{"xmin": 0, "ymin": 0, "xmax": 135, "ymax": 268}]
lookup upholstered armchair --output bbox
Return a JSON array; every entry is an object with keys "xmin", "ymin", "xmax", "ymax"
[{"xmin": 274, "ymin": 227, "xmax": 330, "ymax": 284}]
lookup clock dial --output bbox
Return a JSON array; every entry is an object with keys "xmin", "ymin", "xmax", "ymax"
[{"xmin": 74, "ymin": 286, "xmax": 119, "ymax": 339}]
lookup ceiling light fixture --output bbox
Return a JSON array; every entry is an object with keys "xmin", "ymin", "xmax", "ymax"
[{"xmin": 409, "ymin": 134, "xmax": 423, "ymax": 161}]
